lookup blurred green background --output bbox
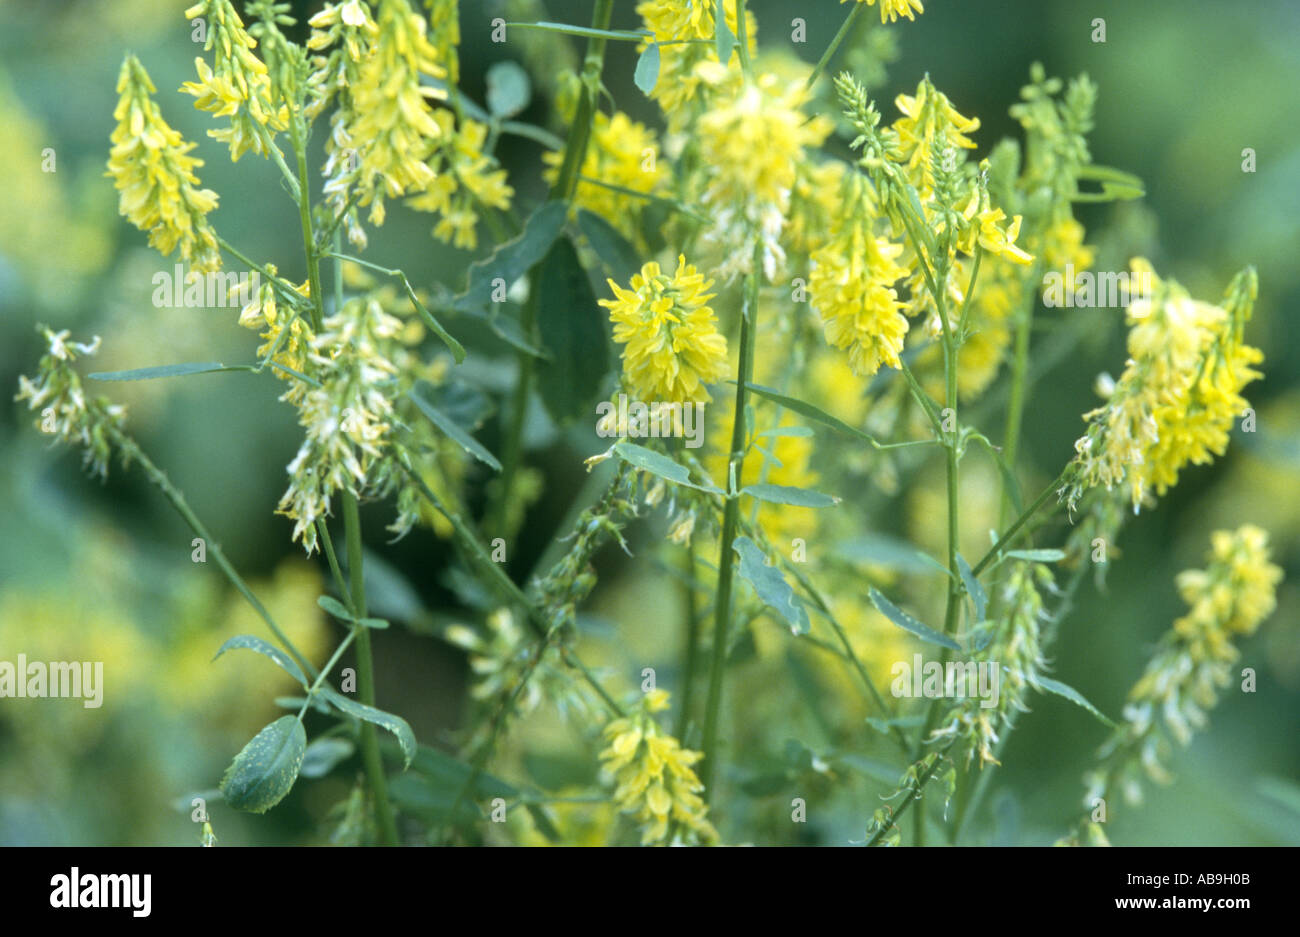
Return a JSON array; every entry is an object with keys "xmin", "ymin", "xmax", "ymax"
[{"xmin": 0, "ymin": 0, "xmax": 1297, "ymax": 845}]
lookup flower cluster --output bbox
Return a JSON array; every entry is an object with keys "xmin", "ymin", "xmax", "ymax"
[
  {"xmin": 1079, "ymin": 526, "xmax": 1281, "ymax": 819},
  {"xmin": 1064, "ymin": 263, "xmax": 1263, "ymax": 512},
  {"xmin": 308, "ymin": 0, "xmax": 512, "ymax": 249},
  {"xmin": 599, "ymin": 689, "xmax": 717, "ymax": 845},
  {"xmin": 544, "ymin": 110, "xmax": 665, "ymax": 241},
  {"xmin": 809, "ymin": 171, "xmax": 908, "ymax": 377},
  {"xmin": 696, "ymin": 64, "xmax": 831, "ymax": 280},
  {"xmin": 181, "ymin": 0, "xmax": 288, "ymax": 162},
  {"xmin": 601, "ymin": 255, "xmax": 729, "ymax": 403},
  {"xmin": 14, "ymin": 327, "xmax": 127, "ymax": 479},
  {"xmin": 636, "ymin": 0, "xmax": 753, "ymax": 122},
  {"xmin": 234, "ymin": 267, "xmax": 314, "ymax": 402},
  {"xmin": 844, "ymin": 0, "xmax": 926, "ymax": 25},
  {"xmin": 931, "ymin": 561, "xmax": 1051, "ymax": 767},
  {"xmin": 277, "ymin": 295, "xmax": 404, "ymax": 553},
  {"xmin": 106, "ymin": 55, "xmax": 221, "ymax": 273}
]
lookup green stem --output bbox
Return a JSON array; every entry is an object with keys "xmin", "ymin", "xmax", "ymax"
[
  {"xmin": 108, "ymin": 428, "xmax": 317, "ymax": 683},
  {"xmin": 288, "ymin": 114, "xmax": 324, "ymax": 333},
  {"xmin": 675, "ymin": 541, "xmax": 701, "ymax": 741},
  {"xmin": 865, "ymin": 742, "xmax": 955, "ymax": 847},
  {"xmin": 1001, "ymin": 262, "xmax": 1042, "ymax": 522},
  {"xmin": 396, "ymin": 459, "xmax": 623, "ymax": 717},
  {"xmin": 342, "ymin": 492, "xmax": 398, "ymax": 846},
  {"xmin": 489, "ymin": 0, "xmax": 615, "ymax": 537},
  {"xmin": 805, "ymin": 1, "xmax": 862, "ymax": 89},
  {"xmin": 971, "ymin": 467, "xmax": 1072, "ymax": 576},
  {"xmin": 700, "ymin": 240, "xmax": 762, "ymax": 804}
]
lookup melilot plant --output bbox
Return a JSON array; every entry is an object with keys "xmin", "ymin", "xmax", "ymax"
[{"xmin": 16, "ymin": 0, "xmax": 1282, "ymax": 846}]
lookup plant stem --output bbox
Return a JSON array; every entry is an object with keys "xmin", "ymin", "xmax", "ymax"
[
  {"xmin": 675, "ymin": 540, "xmax": 701, "ymax": 741},
  {"xmin": 396, "ymin": 459, "xmax": 623, "ymax": 716},
  {"xmin": 108, "ymin": 428, "xmax": 317, "ymax": 682},
  {"xmin": 489, "ymin": 0, "xmax": 615, "ymax": 538},
  {"xmin": 971, "ymin": 467, "xmax": 1072, "ymax": 576},
  {"xmin": 1000, "ymin": 263, "xmax": 1042, "ymax": 523},
  {"xmin": 864, "ymin": 741, "xmax": 955, "ymax": 847},
  {"xmin": 342, "ymin": 492, "xmax": 398, "ymax": 846},
  {"xmin": 288, "ymin": 113, "xmax": 324, "ymax": 333},
  {"xmin": 700, "ymin": 240, "xmax": 762, "ymax": 804},
  {"xmin": 805, "ymin": 1, "xmax": 862, "ymax": 89}
]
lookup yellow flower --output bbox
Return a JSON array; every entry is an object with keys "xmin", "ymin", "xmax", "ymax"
[
  {"xmin": 1066, "ymin": 263, "xmax": 1265, "ymax": 511},
  {"xmin": 544, "ymin": 110, "xmax": 664, "ymax": 241},
  {"xmin": 637, "ymin": 0, "xmax": 754, "ymax": 120},
  {"xmin": 181, "ymin": 0, "xmax": 288, "ymax": 161},
  {"xmin": 15, "ymin": 327, "xmax": 127, "ymax": 479},
  {"xmin": 235, "ymin": 267, "xmax": 314, "ymax": 402},
  {"xmin": 892, "ymin": 77, "xmax": 980, "ymax": 194},
  {"xmin": 957, "ymin": 192, "xmax": 1033, "ymax": 265},
  {"xmin": 696, "ymin": 65, "xmax": 831, "ymax": 278},
  {"xmin": 601, "ymin": 255, "xmax": 729, "ymax": 403},
  {"xmin": 844, "ymin": 0, "xmax": 925, "ymax": 24},
  {"xmin": 1086, "ymin": 526, "xmax": 1281, "ymax": 810},
  {"xmin": 106, "ymin": 55, "xmax": 221, "ymax": 273},
  {"xmin": 346, "ymin": 0, "xmax": 447, "ymax": 225},
  {"xmin": 599, "ymin": 690, "xmax": 717, "ymax": 845},
  {"xmin": 407, "ymin": 112, "xmax": 513, "ymax": 250},
  {"xmin": 811, "ymin": 219, "xmax": 909, "ymax": 378}
]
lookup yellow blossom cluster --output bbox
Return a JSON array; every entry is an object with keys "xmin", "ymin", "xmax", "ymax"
[
  {"xmin": 543, "ymin": 110, "xmax": 665, "ymax": 241},
  {"xmin": 1066, "ymin": 262, "xmax": 1264, "ymax": 511},
  {"xmin": 106, "ymin": 55, "xmax": 222, "ymax": 273},
  {"xmin": 843, "ymin": 0, "xmax": 926, "ymax": 24},
  {"xmin": 1083, "ymin": 525, "xmax": 1281, "ymax": 810},
  {"xmin": 181, "ymin": 0, "xmax": 288, "ymax": 161},
  {"xmin": 601, "ymin": 255, "xmax": 729, "ymax": 403},
  {"xmin": 599, "ymin": 689, "xmax": 717, "ymax": 845}
]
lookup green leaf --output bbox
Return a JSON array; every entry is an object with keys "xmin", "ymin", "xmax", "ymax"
[
  {"xmin": 956, "ymin": 554, "xmax": 987, "ymax": 624},
  {"xmin": 454, "ymin": 201, "xmax": 567, "ymax": 317},
  {"xmin": 1074, "ymin": 164, "xmax": 1146, "ymax": 202},
  {"xmin": 715, "ymin": 0, "xmax": 737, "ymax": 64},
  {"xmin": 88, "ymin": 361, "xmax": 228, "ymax": 381},
  {"xmin": 834, "ymin": 533, "xmax": 949, "ymax": 578},
  {"xmin": 868, "ymin": 587, "xmax": 962, "ymax": 652},
  {"xmin": 634, "ymin": 42, "xmax": 660, "ymax": 94},
  {"xmin": 733, "ymin": 536, "xmax": 810, "ymax": 635},
  {"xmin": 358, "ymin": 617, "xmax": 390, "ymax": 630},
  {"xmin": 1004, "ymin": 548, "xmax": 1067, "ymax": 562},
  {"xmin": 741, "ymin": 483, "xmax": 838, "ymax": 508},
  {"xmin": 219, "ymin": 715, "xmax": 307, "ymax": 814},
  {"xmin": 612, "ymin": 440, "xmax": 722, "ymax": 494},
  {"xmin": 864, "ymin": 714, "xmax": 926, "ymax": 736},
  {"xmin": 321, "ymin": 688, "xmax": 416, "ymax": 769},
  {"xmin": 534, "ymin": 236, "xmax": 609, "ymax": 424},
  {"xmin": 576, "ymin": 209, "xmax": 642, "ymax": 284},
  {"xmin": 518, "ymin": 21, "xmax": 649, "ymax": 41},
  {"xmin": 300, "ymin": 737, "xmax": 355, "ymax": 779},
  {"xmin": 741, "ymin": 382, "xmax": 890, "ymax": 447},
  {"xmin": 317, "ymin": 595, "xmax": 354, "ymax": 621},
  {"xmin": 410, "ymin": 381, "xmax": 503, "ymax": 471},
  {"xmin": 485, "ymin": 60, "xmax": 531, "ymax": 118},
  {"xmin": 1031, "ymin": 675, "xmax": 1117, "ymax": 728},
  {"xmin": 212, "ymin": 634, "xmax": 307, "ymax": 687}
]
